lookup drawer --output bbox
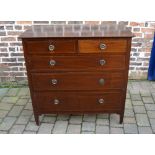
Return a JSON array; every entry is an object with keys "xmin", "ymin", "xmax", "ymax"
[
  {"xmin": 78, "ymin": 39, "xmax": 127, "ymax": 53},
  {"xmin": 28, "ymin": 55, "xmax": 126, "ymax": 71},
  {"xmin": 31, "ymin": 72, "xmax": 125, "ymax": 91},
  {"xmin": 33, "ymin": 91, "xmax": 123, "ymax": 112},
  {"xmin": 33, "ymin": 92, "xmax": 78, "ymax": 112},
  {"xmin": 77, "ymin": 91, "xmax": 123, "ymax": 111},
  {"xmin": 25, "ymin": 39, "xmax": 76, "ymax": 54}
]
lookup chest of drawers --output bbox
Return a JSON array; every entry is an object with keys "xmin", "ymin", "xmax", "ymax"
[{"xmin": 20, "ymin": 24, "xmax": 133, "ymax": 125}]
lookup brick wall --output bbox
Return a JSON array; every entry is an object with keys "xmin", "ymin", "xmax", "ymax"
[{"xmin": 0, "ymin": 21, "xmax": 155, "ymax": 83}]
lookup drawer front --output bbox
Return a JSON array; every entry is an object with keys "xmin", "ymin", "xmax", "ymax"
[
  {"xmin": 33, "ymin": 91, "xmax": 122, "ymax": 112},
  {"xmin": 78, "ymin": 91, "xmax": 123, "ymax": 111},
  {"xmin": 25, "ymin": 39, "xmax": 76, "ymax": 54},
  {"xmin": 34, "ymin": 92, "xmax": 78, "ymax": 111},
  {"xmin": 78, "ymin": 39, "xmax": 127, "ymax": 53},
  {"xmin": 31, "ymin": 72, "xmax": 125, "ymax": 91},
  {"xmin": 28, "ymin": 55, "xmax": 126, "ymax": 71}
]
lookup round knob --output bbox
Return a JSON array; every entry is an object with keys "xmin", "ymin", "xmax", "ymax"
[
  {"xmin": 49, "ymin": 44, "xmax": 55, "ymax": 51},
  {"xmin": 98, "ymin": 98, "xmax": 104, "ymax": 104},
  {"xmin": 99, "ymin": 43, "xmax": 106, "ymax": 50},
  {"xmin": 51, "ymin": 79, "xmax": 57, "ymax": 85},
  {"xmin": 99, "ymin": 78, "xmax": 105, "ymax": 85},
  {"xmin": 54, "ymin": 99, "xmax": 59, "ymax": 105},
  {"xmin": 99, "ymin": 59, "xmax": 106, "ymax": 66},
  {"xmin": 49, "ymin": 60, "xmax": 56, "ymax": 66}
]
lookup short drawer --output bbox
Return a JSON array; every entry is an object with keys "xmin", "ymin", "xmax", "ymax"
[
  {"xmin": 33, "ymin": 91, "xmax": 123, "ymax": 112},
  {"xmin": 78, "ymin": 39, "xmax": 127, "ymax": 53},
  {"xmin": 28, "ymin": 55, "xmax": 126, "ymax": 71},
  {"xmin": 25, "ymin": 39, "xmax": 76, "ymax": 54},
  {"xmin": 31, "ymin": 72, "xmax": 125, "ymax": 91}
]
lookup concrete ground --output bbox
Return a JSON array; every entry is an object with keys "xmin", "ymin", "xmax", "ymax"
[{"xmin": 0, "ymin": 80, "xmax": 155, "ymax": 134}]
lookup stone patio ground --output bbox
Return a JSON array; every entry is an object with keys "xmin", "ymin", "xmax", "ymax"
[{"xmin": 0, "ymin": 80, "xmax": 155, "ymax": 134}]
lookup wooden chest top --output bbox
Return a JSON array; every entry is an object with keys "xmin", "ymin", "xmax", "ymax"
[{"xmin": 19, "ymin": 23, "xmax": 133, "ymax": 38}]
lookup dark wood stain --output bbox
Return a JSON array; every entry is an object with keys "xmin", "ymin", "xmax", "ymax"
[{"xmin": 20, "ymin": 23, "xmax": 133, "ymax": 125}]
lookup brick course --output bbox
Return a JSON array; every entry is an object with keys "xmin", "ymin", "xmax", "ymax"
[{"xmin": 0, "ymin": 21, "xmax": 155, "ymax": 82}]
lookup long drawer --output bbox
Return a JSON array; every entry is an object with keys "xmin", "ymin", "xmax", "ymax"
[
  {"xmin": 33, "ymin": 91, "xmax": 123, "ymax": 112},
  {"xmin": 31, "ymin": 72, "xmax": 125, "ymax": 91},
  {"xmin": 27, "ymin": 55, "xmax": 126, "ymax": 71}
]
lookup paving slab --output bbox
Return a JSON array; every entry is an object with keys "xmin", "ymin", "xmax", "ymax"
[
  {"xmin": 142, "ymin": 97, "xmax": 154, "ymax": 104},
  {"xmin": 0, "ymin": 102, "xmax": 13, "ymax": 110},
  {"xmin": 132, "ymin": 100, "xmax": 144, "ymax": 106},
  {"xmin": 145, "ymin": 104, "xmax": 155, "ymax": 111},
  {"xmin": 83, "ymin": 114, "xmax": 96, "ymax": 122},
  {"xmin": 133, "ymin": 106, "xmax": 146, "ymax": 114},
  {"xmin": 1, "ymin": 96, "xmax": 18, "ymax": 104},
  {"xmin": 131, "ymin": 94, "xmax": 142, "ymax": 101},
  {"xmin": 6, "ymin": 88, "xmax": 19, "ymax": 96},
  {"xmin": 69, "ymin": 115, "xmax": 83, "ymax": 124},
  {"xmin": 25, "ymin": 122, "xmax": 39, "ymax": 132},
  {"xmin": 110, "ymin": 127, "xmax": 124, "ymax": 134},
  {"xmin": 140, "ymin": 90, "xmax": 151, "ymax": 97},
  {"xmin": 24, "ymin": 102, "xmax": 32, "ymax": 110},
  {"xmin": 138, "ymin": 127, "xmax": 153, "ymax": 134},
  {"xmin": 0, "ymin": 88, "xmax": 9, "ymax": 97},
  {"xmin": 97, "ymin": 114, "xmax": 109, "ymax": 119},
  {"xmin": 52, "ymin": 121, "xmax": 68, "ymax": 134},
  {"xmin": 129, "ymin": 89, "xmax": 140, "ymax": 95},
  {"xmin": 81, "ymin": 131, "xmax": 94, "ymax": 134},
  {"xmin": 124, "ymin": 109, "xmax": 135, "ymax": 117},
  {"xmin": 16, "ymin": 98, "xmax": 28, "ymax": 105},
  {"xmin": 0, "ymin": 131, "xmax": 8, "ymax": 134},
  {"xmin": 57, "ymin": 114, "xmax": 70, "ymax": 121},
  {"xmin": 42, "ymin": 116, "xmax": 56, "ymax": 123},
  {"xmin": 23, "ymin": 131, "xmax": 36, "ymax": 134},
  {"xmin": 96, "ymin": 126, "xmax": 109, "ymax": 134},
  {"xmin": 150, "ymin": 119, "xmax": 155, "ymax": 133},
  {"xmin": 18, "ymin": 88, "xmax": 29, "ymax": 96},
  {"xmin": 82, "ymin": 122, "xmax": 95, "ymax": 132},
  {"xmin": 9, "ymin": 125, "xmax": 25, "ymax": 134},
  {"xmin": 16, "ymin": 115, "xmax": 31, "ymax": 125},
  {"xmin": 20, "ymin": 110, "xmax": 33, "ymax": 116},
  {"xmin": 123, "ymin": 117, "xmax": 136, "ymax": 124},
  {"xmin": 67, "ymin": 124, "xmax": 81, "ymax": 134},
  {"xmin": 0, "ymin": 117, "xmax": 17, "ymax": 131},
  {"xmin": 96, "ymin": 118, "xmax": 109, "ymax": 125},
  {"xmin": 147, "ymin": 111, "xmax": 155, "ymax": 118},
  {"xmin": 136, "ymin": 114, "xmax": 150, "ymax": 126},
  {"xmin": 38, "ymin": 123, "xmax": 54, "ymax": 134},
  {"xmin": 8, "ymin": 106, "xmax": 23, "ymax": 117},
  {"xmin": 110, "ymin": 114, "xmax": 123, "ymax": 127},
  {"xmin": 125, "ymin": 99, "xmax": 133, "ymax": 109},
  {"xmin": 0, "ymin": 110, "xmax": 8, "ymax": 118},
  {"xmin": 124, "ymin": 124, "xmax": 138, "ymax": 134}
]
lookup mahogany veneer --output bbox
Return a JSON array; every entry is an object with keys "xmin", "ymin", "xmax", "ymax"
[{"xmin": 20, "ymin": 23, "xmax": 133, "ymax": 125}]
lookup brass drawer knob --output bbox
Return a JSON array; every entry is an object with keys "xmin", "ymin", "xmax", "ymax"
[
  {"xmin": 99, "ymin": 78, "xmax": 105, "ymax": 85},
  {"xmin": 98, "ymin": 98, "xmax": 104, "ymax": 104},
  {"xmin": 99, "ymin": 59, "xmax": 106, "ymax": 66},
  {"xmin": 99, "ymin": 43, "xmax": 106, "ymax": 50},
  {"xmin": 51, "ymin": 79, "xmax": 57, "ymax": 85},
  {"xmin": 49, "ymin": 60, "xmax": 56, "ymax": 66},
  {"xmin": 49, "ymin": 44, "xmax": 55, "ymax": 51},
  {"xmin": 54, "ymin": 99, "xmax": 59, "ymax": 105}
]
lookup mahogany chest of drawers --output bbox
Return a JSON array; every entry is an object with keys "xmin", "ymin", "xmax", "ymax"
[{"xmin": 20, "ymin": 24, "xmax": 133, "ymax": 125}]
